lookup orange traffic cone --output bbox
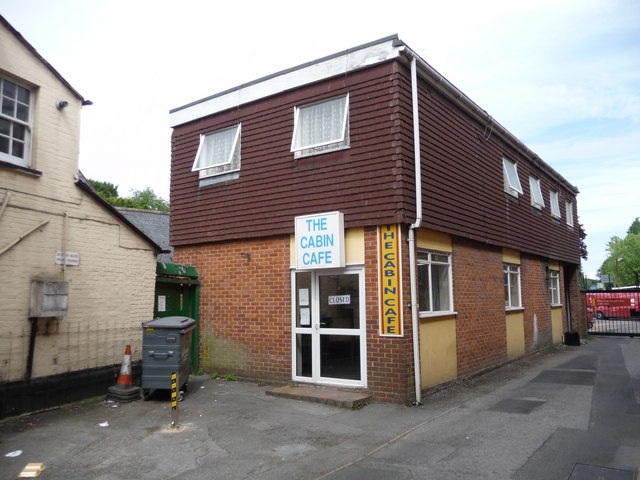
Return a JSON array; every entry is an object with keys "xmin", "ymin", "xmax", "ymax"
[
  {"xmin": 116, "ymin": 345, "xmax": 133, "ymax": 386},
  {"xmin": 106, "ymin": 345, "xmax": 140, "ymax": 402}
]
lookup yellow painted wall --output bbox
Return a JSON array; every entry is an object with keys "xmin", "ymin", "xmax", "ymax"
[
  {"xmin": 417, "ymin": 229, "xmax": 452, "ymax": 252},
  {"xmin": 345, "ymin": 227, "xmax": 364, "ymax": 264},
  {"xmin": 506, "ymin": 311, "xmax": 525, "ymax": 359},
  {"xmin": 503, "ymin": 248, "xmax": 521, "ymax": 264},
  {"xmin": 420, "ymin": 315, "xmax": 457, "ymax": 387},
  {"xmin": 290, "ymin": 226, "xmax": 365, "ymax": 266},
  {"xmin": 551, "ymin": 307, "xmax": 563, "ymax": 344},
  {"xmin": 0, "ymin": 24, "xmax": 157, "ymax": 382}
]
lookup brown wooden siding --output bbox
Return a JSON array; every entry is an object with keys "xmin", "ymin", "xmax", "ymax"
[
  {"xmin": 170, "ymin": 61, "xmax": 408, "ymax": 246},
  {"xmin": 171, "ymin": 58, "xmax": 580, "ymax": 264},
  {"xmin": 393, "ymin": 63, "xmax": 581, "ymax": 264}
]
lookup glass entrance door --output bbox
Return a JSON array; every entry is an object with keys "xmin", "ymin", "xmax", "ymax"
[{"xmin": 293, "ymin": 268, "xmax": 366, "ymax": 387}]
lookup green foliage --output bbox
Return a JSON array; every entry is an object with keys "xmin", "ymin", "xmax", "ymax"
[
  {"xmin": 627, "ymin": 217, "xmax": 640, "ymax": 235},
  {"xmin": 578, "ymin": 223, "xmax": 588, "ymax": 260},
  {"xmin": 210, "ymin": 371, "xmax": 219, "ymax": 379},
  {"xmin": 88, "ymin": 179, "xmax": 169, "ymax": 212},
  {"xmin": 599, "ymin": 218, "xmax": 640, "ymax": 287},
  {"xmin": 89, "ymin": 179, "xmax": 119, "ymax": 198},
  {"xmin": 128, "ymin": 188, "xmax": 170, "ymax": 211},
  {"xmin": 223, "ymin": 373, "xmax": 237, "ymax": 381}
]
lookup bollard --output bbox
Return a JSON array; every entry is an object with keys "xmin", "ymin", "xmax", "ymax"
[{"xmin": 170, "ymin": 372, "xmax": 179, "ymax": 428}]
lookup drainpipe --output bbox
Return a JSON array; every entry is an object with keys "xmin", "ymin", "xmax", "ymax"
[
  {"xmin": 25, "ymin": 317, "xmax": 37, "ymax": 382},
  {"xmin": 408, "ymin": 55, "xmax": 423, "ymax": 405}
]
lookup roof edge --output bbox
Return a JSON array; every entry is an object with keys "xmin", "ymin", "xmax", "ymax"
[
  {"xmin": 0, "ymin": 14, "xmax": 86, "ymax": 103},
  {"xmin": 397, "ymin": 46, "xmax": 579, "ymax": 195},
  {"xmin": 169, "ymin": 34, "xmax": 401, "ymax": 127},
  {"xmin": 75, "ymin": 172, "xmax": 164, "ymax": 254}
]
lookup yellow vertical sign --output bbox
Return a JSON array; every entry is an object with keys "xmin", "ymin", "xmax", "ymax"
[{"xmin": 378, "ymin": 225, "xmax": 403, "ymax": 336}]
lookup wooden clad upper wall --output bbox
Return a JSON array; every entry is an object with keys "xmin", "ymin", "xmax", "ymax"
[
  {"xmin": 393, "ymin": 63, "xmax": 580, "ymax": 263},
  {"xmin": 170, "ymin": 61, "xmax": 409, "ymax": 246},
  {"xmin": 170, "ymin": 58, "xmax": 581, "ymax": 264}
]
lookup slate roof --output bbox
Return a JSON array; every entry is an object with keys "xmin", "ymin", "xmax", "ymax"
[{"xmin": 116, "ymin": 207, "xmax": 173, "ymax": 263}]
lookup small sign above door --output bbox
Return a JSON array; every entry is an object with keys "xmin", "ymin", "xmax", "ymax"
[
  {"xmin": 328, "ymin": 295, "xmax": 351, "ymax": 305},
  {"xmin": 294, "ymin": 212, "xmax": 345, "ymax": 270}
]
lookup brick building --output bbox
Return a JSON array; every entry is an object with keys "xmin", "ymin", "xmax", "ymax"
[{"xmin": 169, "ymin": 36, "xmax": 584, "ymax": 403}]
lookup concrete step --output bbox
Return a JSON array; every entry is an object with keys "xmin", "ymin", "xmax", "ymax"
[{"xmin": 266, "ymin": 384, "xmax": 372, "ymax": 409}]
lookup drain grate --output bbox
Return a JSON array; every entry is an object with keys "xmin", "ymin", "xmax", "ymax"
[{"xmin": 568, "ymin": 463, "xmax": 635, "ymax": 479}]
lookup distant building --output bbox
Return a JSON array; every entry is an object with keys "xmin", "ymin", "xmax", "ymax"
[
  {"xmin": 0, "ymin": 15, "xmax": 161, "ymax": 418},
  {"xmin": 169, "ymin": 35, "xmax": 585, "ymax": 403}
]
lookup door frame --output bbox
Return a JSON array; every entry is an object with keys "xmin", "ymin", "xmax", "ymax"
[{"xmin": 291, "ymin": 265, "xmax": 367, "ymax": 388}]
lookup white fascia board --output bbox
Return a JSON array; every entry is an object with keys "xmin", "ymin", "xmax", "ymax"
[{"xmin": 169, "ymin": 37, "xmax": 403, "ymax": 128}]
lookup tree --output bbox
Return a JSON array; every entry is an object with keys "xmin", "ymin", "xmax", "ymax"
[
  {"xmin": 127, "ymin": 188, "xmax": 169, "ymax": 211},
  {"xmin": 598, "ymin": 219, "xmax": 640, "ymax": 287},
  {"xmin": 89, "ymin": 179, "xmax": 119, "ymax": 198},
  {"xmin": 87, "ymin": 179, "xmax": 169, "ymax": 212},
  {"xmin": 627, "ymin": 217, "xmax": 640, "ymax": 235},
  {"xmin": 578, "ymin": 222, "xmax": 588, "ymax": 260}
]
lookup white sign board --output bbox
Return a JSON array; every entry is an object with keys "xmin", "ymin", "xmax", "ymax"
[
  {"xmin": 295, "ymin": 212, "xmax": 345, "ymax": 270},
  {"xmin": 55, "ymin": 251, "xmax": 80, "ymax": 266},
  {"xmin": 157, "ymin": 295, "xmax": 167, "ymax": 312}
]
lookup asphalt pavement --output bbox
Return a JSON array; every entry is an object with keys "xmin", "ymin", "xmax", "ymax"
[{"xmin": 1, "ymin": 335, "xmax": 639, "ymax": 480}]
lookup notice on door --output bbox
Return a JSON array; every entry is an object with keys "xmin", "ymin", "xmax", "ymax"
[
  {"xmin": 378, "ymin": 225, "xmax": 403, "ymax": 336},
  {"xmin": 300, "ymin": 307, "xmax": 310, "ymax": 326},
  {"xmin": 328, "ymin": 295, "xmax": 351, "ymax": 305}
]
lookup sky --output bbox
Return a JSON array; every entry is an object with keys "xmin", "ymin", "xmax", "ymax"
[{"xmin": 2, "ymin": 0, "xmax": 639, "ymax": 278}]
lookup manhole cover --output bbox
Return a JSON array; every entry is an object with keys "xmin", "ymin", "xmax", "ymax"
[
  {"xmin": 489, "ymin": 398, "xmax": 546, "ymax": 414},
  {"xmin": 532, "ymin": 369, "xmax": 595, "ymax": 386}
]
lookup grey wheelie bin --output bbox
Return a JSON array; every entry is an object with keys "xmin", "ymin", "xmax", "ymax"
[{"xmin": 141, "ymin": 316, "xmax": 195, "ymax": 400}]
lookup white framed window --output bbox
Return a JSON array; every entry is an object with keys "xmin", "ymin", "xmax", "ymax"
[
  {"xmin": 502, "ymin": 158, "xmax": 523, "ymax": 197},
  {"xmin": 291, "ymin": 94, "xmax": 349, "ymax": 158},
  {"xmin": 550, "ymin": 191, "xmax": 561, "ymax": 218},
  {"xmin": 0, "ymin": 77, "xmax": 32, "ymax": 168},
  {"xmin": 549, "ymin": 270, "xmax": 560, "ymax": 305},
  {"xmin": 417, "ymin": 250, "xmax": 453, "ymax": 314},
  {"xmin": 565, "ymin": 201, "xmax": 574, "ymax": 227},
  {"xmin": 529, "ymin": 176, "xmax": 545, "ymax": 209},
  {"xmin": 504, "ymin": 264, "xmax": 522, "ymax": 309},
  {"xmin": 192, "ymin": 124, "xmax": 241, "ymax": 179}
]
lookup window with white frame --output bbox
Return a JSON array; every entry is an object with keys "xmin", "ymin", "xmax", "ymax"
[
  {"xmin": 191, "ymin": 124, "xmax": 241, "ymax": 179},
  {"xmin": 502, "ymin": 158, "xmax": 523, "ymax": 197},
  {"xmin": 0, "ymin": 77, "xmax": 32, "ymax": 168},
  {"xmin": 549, "ymin": 269, "xmax": 560, "ymax": 305},
  {"xmin": 565, "ymin": 201, "xmax": 574, "ymax": 227},
  {"xmin": 529, "ymin": 176, "xmax": 545, "ymax": 209},
  {"xmin": 291, "ymin": 94, "xmax": 349, "ymax": 158},
  {"xmin": 550, "ymin": 191, "xmax": 561, "ymax": 218},
  {"xmin": 503, "ymin": 264, "xmax": 522, "ymax": 309},
  {"xmin": 417, "ymin": 250, "xmax": 453, "ymax": 313}
]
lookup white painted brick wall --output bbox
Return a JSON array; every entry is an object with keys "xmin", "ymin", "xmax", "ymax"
[{"xmin": 0, "ymin": 24, "xmax": 157, "ymax": 382}]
